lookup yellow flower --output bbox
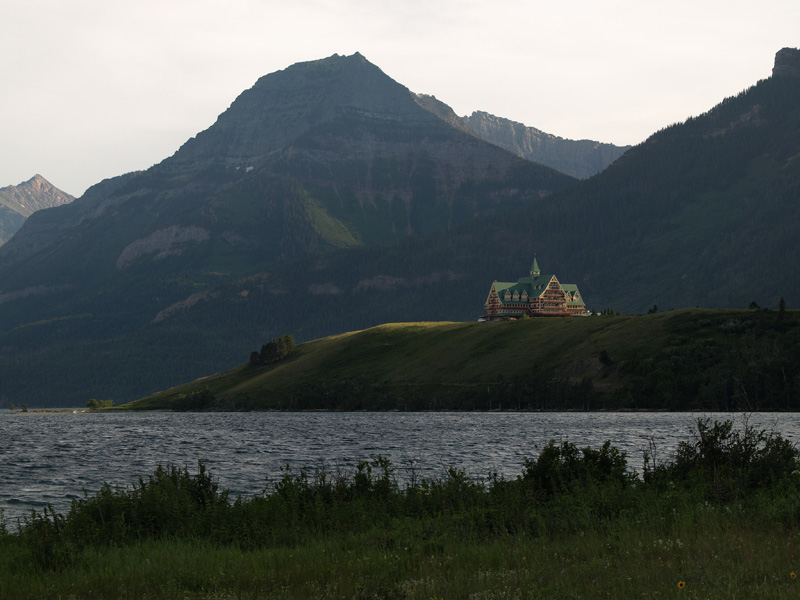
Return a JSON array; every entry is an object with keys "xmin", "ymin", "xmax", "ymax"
[
  {"xmin": 677, "ymin": 580, "xmax": 686, "ymax": 590},
  {"xmin": 791, "ymin": 572, "xmax": 797, "ymax": 579}
]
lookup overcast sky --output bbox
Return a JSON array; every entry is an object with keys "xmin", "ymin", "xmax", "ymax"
[{"xmin": 2, "ymin": 0, "xmax": 798, "ymax": 197}]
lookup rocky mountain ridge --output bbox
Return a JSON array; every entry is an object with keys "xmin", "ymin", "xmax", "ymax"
[
  {"xmin": 0, "ymin": 175, "xmax": 74, "ymax": 245},
  {"xmin": 462, "ymin": 111, "xmax": 630, "ymax": 179},
  {"xmin": 413, "ymin": 94, "xmax": 630, "ymax": 179},
  {"xmin": 0, "ymin": 54, "xmax": 573, "ymax": 276}
]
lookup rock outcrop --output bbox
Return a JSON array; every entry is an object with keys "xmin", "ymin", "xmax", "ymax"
[
  {"xmin": 773, "ymin": 47, "xmax": 800, "ymax": 79},
  {"xmin": 414, "ymin": 94, "xmax": 629, "ymax": 179},
  {"xmin": 462, "ymin": 111, "xmax": 630, "ymax": 179},
  {"xmin": 0, "ymin": 175, "xmax": 74, "ymax": 244}
]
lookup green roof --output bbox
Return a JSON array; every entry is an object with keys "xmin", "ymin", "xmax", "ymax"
[
  {"xmin": 562, "ymin": 283, "xmax": 586, "ymax": 307},
  {"xmin": 491, "ymin": 274, "xmax": 556, "ymax": 298},
  {"xmin": 487, "ymin": 271, "xmax": 587, "ymax": 310}
]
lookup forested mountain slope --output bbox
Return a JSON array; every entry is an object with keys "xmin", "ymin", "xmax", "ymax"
[{"xmin": 0, "ymin": 53, "xmax": 574, "ymax": 407}]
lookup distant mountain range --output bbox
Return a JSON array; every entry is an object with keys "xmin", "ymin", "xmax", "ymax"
[
  {"xmin": 0, "ymin": 49, "xmax": 798, "ymax": 407},
  {"xmin": 0, "ymin": 175, "xmax": 73, "ymax": 245},
  {"xmin": 413, "ymin": 94, "xmax": 629, "ymax": 179}
]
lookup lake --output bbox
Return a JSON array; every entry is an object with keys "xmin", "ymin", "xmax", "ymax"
[{"xmin": 1, "ymin": 411, "xmax": 798, "ymax": 527}]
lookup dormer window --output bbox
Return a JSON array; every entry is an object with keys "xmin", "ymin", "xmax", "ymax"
[
  {"xmin": 521, "ymin": 291, "xmax": 528, "ymax": 301},
  {"xmin": 512, "ymin": 291, "xmax": 520, "ymax": 301},
  {"xmin": 504, "ymin": 291, "xmax": 511, "ymax": 301}
]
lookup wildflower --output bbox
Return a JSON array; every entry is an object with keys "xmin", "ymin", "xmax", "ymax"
[
  {"xmin": 792, "ymin": 572, "xmax": 797, "ymax": 579},
  {"xmin": 677, "ymin": 580, "xmax": 686, "ymax": 590}
]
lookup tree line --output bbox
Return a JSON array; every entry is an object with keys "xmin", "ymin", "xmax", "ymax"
[{"xmin": 249, "ymin": 334, "xmax": 296, "ymax": 366}]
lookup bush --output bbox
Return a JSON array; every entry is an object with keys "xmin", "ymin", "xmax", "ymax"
[
  {"xmin": 172, "ymin": 388, "xmax": 215, "ymax": 411},
  {"xmin": 254, "ymin": 333, "xmax": 296, "ymax": 365},
  {"xmin": 646, "ymin": 418, "xmax": 799, "ymax": 501},
  {"xmin": 520, "ymin": 440, "xmax": 630, "ymax": 498}
]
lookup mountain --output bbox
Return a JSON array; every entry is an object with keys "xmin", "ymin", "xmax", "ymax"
[
  {"xmin": 461, "ymin": 111, "xmax": 630, "ymax": 179},
  {"xmin": 128, "ymin": 45, "xmax": 800, "ymax": 373},
  {"xmin": 3, "ymin": 48, "xmax": 798, "ymax": 408},
  {"xmin": 413, "ymin": 94, "xmax": 630, "ymax": 179},
  {"xmin": 0, "ymin": 53, "xmax": 574, "ymax": 406},
  {"xmin": 0, "ymin": 54, "xmax": 572, "ymax": 272},
  {"xmin": 0, "ymin": 175, "xmax": 74, "ymax": 245},
  {"xmin": 242, "ymin": 46, "xmax": 798, "ymax": 318}
]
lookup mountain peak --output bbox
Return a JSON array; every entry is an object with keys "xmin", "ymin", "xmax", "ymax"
[
  {"xmin": 0, "ymin": 174, "xmax": 74, "ymax": 244},
  {"xmin": 773, "ymin": 47, "xmax": 800, "ymax": 78},
  {"xmin": 168, "ymin": 52, "xmax": 433, "ymax": 168},
  {"xmin": 0, "ymin": 175, "xmax": 74, "ymax": 210}
]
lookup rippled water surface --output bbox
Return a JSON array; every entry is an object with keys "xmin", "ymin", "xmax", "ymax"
[{"xmin": 2, "ymin": 411, "xmax": 799, "ymax": 526}]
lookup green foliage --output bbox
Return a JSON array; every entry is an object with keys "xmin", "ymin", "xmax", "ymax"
[
  {"xmin": 255, "ymin": 334, "xmax": 295, "ymax": 365},
  {"xmin": 172, "ymin": 388, "xmax": 215, "ymax": 411},
  {"xmin": 521, "ymin": 440, "xmax": 630, "ymax": 499},
  {"xmin": 86, "ymin": 399, "xmax": 113, "ymax": 409},
  {"xmin": 645, "ymin": 418, "xmax": 799, "ymax": 502},
  {"xmin": 18, "ymin": 463, "xmax": 228, "ymax": 570}
]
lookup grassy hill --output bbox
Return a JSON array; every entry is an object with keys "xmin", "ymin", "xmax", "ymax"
[{"xmin": 122, "ymin": 308, "xmax": 800, "ymax": 412}]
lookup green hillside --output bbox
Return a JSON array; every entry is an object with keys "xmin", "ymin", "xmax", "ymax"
[
  {"xmin": 123, "ymin": 308, "xmax": 800, "ymax": 412},
  {"xmin": 0, "ymin": 54, "xmax": 574, "ymax": 407}
]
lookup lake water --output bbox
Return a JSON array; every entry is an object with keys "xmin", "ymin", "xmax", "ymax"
[{"xmin": 1, "ymin": 411, "xmax": 798, "ymax": 527}]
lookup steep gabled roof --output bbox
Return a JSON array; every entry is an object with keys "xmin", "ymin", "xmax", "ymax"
[
  {"xmin": 562, "ymin": 283, "xmax": 586, "ymax": 306},
  {"xmin": 491, "ymin": 274, "xmax": 558, "ymax": 299}
]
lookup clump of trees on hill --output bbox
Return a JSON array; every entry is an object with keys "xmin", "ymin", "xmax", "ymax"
[
  {"xmin": 249, "ymin": 334, "xmax": 295, "ymax": 366},
  {"xmin": 86, "ymin": 399, "xmax": 113, "ymax": 409}
]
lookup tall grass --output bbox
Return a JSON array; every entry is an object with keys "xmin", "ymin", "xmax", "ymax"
[{"xmin": 3, "ymin": 419, "xmax": 800, "ymax": 598}]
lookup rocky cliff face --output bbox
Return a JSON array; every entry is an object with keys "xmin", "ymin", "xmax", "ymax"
[
  {"xmin": 773, "ymin": 47, "xmax": 800, "ymax": 79},
  {"xmin": 462, "ymin": 112, "xmax": 630, "ymax": 179},
  {"xmin": 0, "ymin": 175, "xmax": 74, "ymax": 244},
  {"xmin": 413, "ymin": 95, "xmax": 629, "ymax": 179}
]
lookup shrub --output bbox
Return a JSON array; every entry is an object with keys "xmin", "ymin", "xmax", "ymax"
[
  {"xmin": 650, "ymin": 418, "xmax": 799, "ymax": 501},
  {"xmin": 172, "ymin": 388, "xmax": 215, "ymax": 411},
  {"xmin": 520, "ymin": 440, "xmax": 629, "ymax": 499}
]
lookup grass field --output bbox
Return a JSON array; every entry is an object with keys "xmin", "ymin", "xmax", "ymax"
[{"xmin": 122, "ymin": 308, "xmax": 800, "ymax": 411}]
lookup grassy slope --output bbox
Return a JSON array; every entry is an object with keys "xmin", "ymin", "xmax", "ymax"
[{"xmin": 124, "ymin": 308, "xmax": 800, "ymax": 411}]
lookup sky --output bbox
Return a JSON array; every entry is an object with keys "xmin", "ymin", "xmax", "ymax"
[{"xmin": 2, "ymin": 0, "xmax": 798, "ymax": 197}]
